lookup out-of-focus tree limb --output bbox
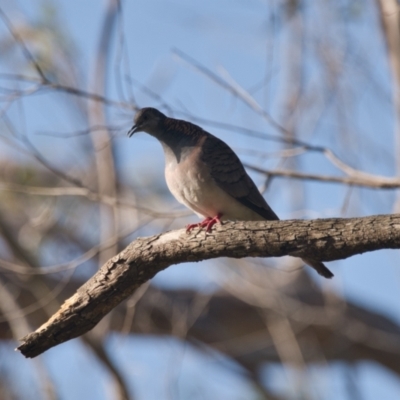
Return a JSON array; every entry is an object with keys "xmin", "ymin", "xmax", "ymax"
[
  {"xmin": 3, "ymin": 274, "xmax": 400, "ymax": 378},
  {"xmin": 0, "ymin": 181, "xmax": 191, "ymax": 219},
  {"xmin": 88, "ymin": 0, "xmax": 121, "ymax": 266},
  {"xmin": 378, "ymin": 0, "xmax": 400, "ymax": 87},
  {"xmin": 245, "ymin": 164, "xmax": 400, "ymax": 189},
  {"xmin": 377, "ymin": 0, "xmax": 400, "ymax": 212},
  {"xmin": 82, "ymin": 333, "xmax": 131, "ymax": 400},
  {"xmin": 16, "ymin": 214, "xmax": 400, "ymax": 357},
  {"xmin": 116, "ymin": 282, "xmax": 400, "ymax": 377}
]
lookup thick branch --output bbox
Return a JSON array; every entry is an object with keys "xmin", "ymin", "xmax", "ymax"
[{"xmin": 17, "ymin": 214, "xmax": 400, "ymax": 357}]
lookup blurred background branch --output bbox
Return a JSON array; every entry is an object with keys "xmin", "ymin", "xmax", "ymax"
[{"xmin": 0, "ymin": 1, "xmax": 399, "ymax": 399}]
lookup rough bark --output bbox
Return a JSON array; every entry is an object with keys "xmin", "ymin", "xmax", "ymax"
[{"xmin": 17, "ymin": 214, "xmax": 400, "ymax": 357}]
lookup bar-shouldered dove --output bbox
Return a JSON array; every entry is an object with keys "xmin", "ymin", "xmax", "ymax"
[{"xmin": 128, "ymin": 107, "xmax": 333, "ymax": 278}]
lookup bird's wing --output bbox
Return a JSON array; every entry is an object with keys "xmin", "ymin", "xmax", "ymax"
[{"xmin": 200, "ymin": 134, "xmax": 279, "ymax": 221}]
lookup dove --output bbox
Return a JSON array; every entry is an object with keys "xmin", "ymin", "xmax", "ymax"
[{"xmin": 128, "ymin": 107, "xmax": 333, "ymax": 278}]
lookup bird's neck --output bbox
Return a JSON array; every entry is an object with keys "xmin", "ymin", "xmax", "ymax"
[{"xmin": 159, "ymin": 134, "xmax": 199, "ymax": 164}]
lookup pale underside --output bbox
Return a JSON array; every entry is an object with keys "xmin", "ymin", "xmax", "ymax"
[{"xmin": 163, "ymin": 144, "xmax": 265, "ymax": 221}]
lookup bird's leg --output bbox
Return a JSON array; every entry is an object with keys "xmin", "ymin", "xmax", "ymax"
[
  {"xmin": 186, "ymin": 218, "xmax": 211, "ymax": 232},
  {"xmin": 186, "ymin": 213, "xmax": 223, "ymax": 233},
  {"xmin": 204, "ymin": 212, "xmax": 222, "ymax": 232}
]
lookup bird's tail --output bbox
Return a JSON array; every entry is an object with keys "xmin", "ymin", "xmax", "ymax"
[{"xmin": 301, "ymin": 258, "xmax": 334, "ymax": 279}]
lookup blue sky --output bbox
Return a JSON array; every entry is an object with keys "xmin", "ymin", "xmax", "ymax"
[{"xmin": 1, "ymin": 0, "xmax": 400, "ymax": 399}]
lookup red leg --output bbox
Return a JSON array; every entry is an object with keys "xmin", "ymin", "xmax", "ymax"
[
  {"xmin": 204, "ymin": 213, "xmax": 222, "ymax": 232},
  {"xmin": 186, "ymin": 217, "xmax": 211, "ymax": 232},
  {"xmin": 186, "ymin": 213, "xmax": 223, "ymax": 233}
]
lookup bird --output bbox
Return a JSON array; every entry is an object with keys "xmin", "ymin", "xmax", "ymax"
[{"xmin": 127, "ymin": 107, "xmax": 334, "ymax": 278}]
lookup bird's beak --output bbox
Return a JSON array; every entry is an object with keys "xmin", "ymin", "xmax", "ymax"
[{"xmin": 127, "ymin": 124, "xmax": 139, "ymax": 137}]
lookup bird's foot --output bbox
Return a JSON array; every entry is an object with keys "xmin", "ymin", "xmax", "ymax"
[
  {"xmin": 186, "ymin": 218, "xmax": 211, "ymax": 233},
  {"xmin": 203, "ymin": 213, "xmax": 222, "ymax": 232},
  {"xmin": 186, "ymin": 213, "xmax": 223, "ymax": 233}
]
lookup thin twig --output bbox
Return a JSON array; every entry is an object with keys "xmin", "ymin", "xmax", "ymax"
[
  {"xmin": 0, "ymin": 7, "xmax": 48, "ymax": 81},
  {"xmin": 245, "ymin": 164, "xmax": 400, "ymax": 189},
  {"xmin": 173, "ymin": 48, "xmax": 288, "ymax": 134}
]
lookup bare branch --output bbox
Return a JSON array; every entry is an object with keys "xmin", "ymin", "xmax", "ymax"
[
  {"xmin": 17, "ymin": 214, "xmax": 400, "ymax": 358},
  {"xmin": 83, "ymin": 334, "xmax": 132, "ymax": 400},
  {"xmin": 245, "ymin": 164, "xmax": 400, "ymax": 189},
  {"xmin": 88, "ymin": 0, "xmax": 120, "ymax": 266},
  {"xmin": 0, "ymin": 7, "xmax": 47, "ymax": 81},
  {"xmin": 173, "ymin": 48, "xmax": 288, "ymax": 134},
  {"xmin": 0, "ymin": 73, "xmax": 132, "ymax": 109},
  {"xmin": 0, "ymin": 181, "xmax": 191, "ymax": 219}
]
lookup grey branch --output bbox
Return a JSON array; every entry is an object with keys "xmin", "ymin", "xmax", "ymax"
[
  {"xmin": 17, "ymin": 214, "xmax": 400, "ymax": 358},
  {"xmin": 245, "ymin": 165, "xmax": 400, "ymax": 189}
]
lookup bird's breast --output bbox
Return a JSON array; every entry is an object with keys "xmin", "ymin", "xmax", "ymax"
[
  {"xmin": 164, "ymin": 144, "xmax": 211, "ymax": 216},
  {"xmin": 163, "ymin": 143, "xmax": 264, "ymax": 221}
]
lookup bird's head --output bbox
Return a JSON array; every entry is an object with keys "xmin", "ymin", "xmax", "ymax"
[{"xmin": 127, "ymin": 107, "xmax": 166, "ymax": 137}]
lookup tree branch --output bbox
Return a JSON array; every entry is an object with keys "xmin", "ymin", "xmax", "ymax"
[
  {"xmin": 17, "ymin": 214, "xmax": 400, "ymax": 358},
  {"xmin": 245, "ymin": 164, "xmax": 400, "ymax": 189}
]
